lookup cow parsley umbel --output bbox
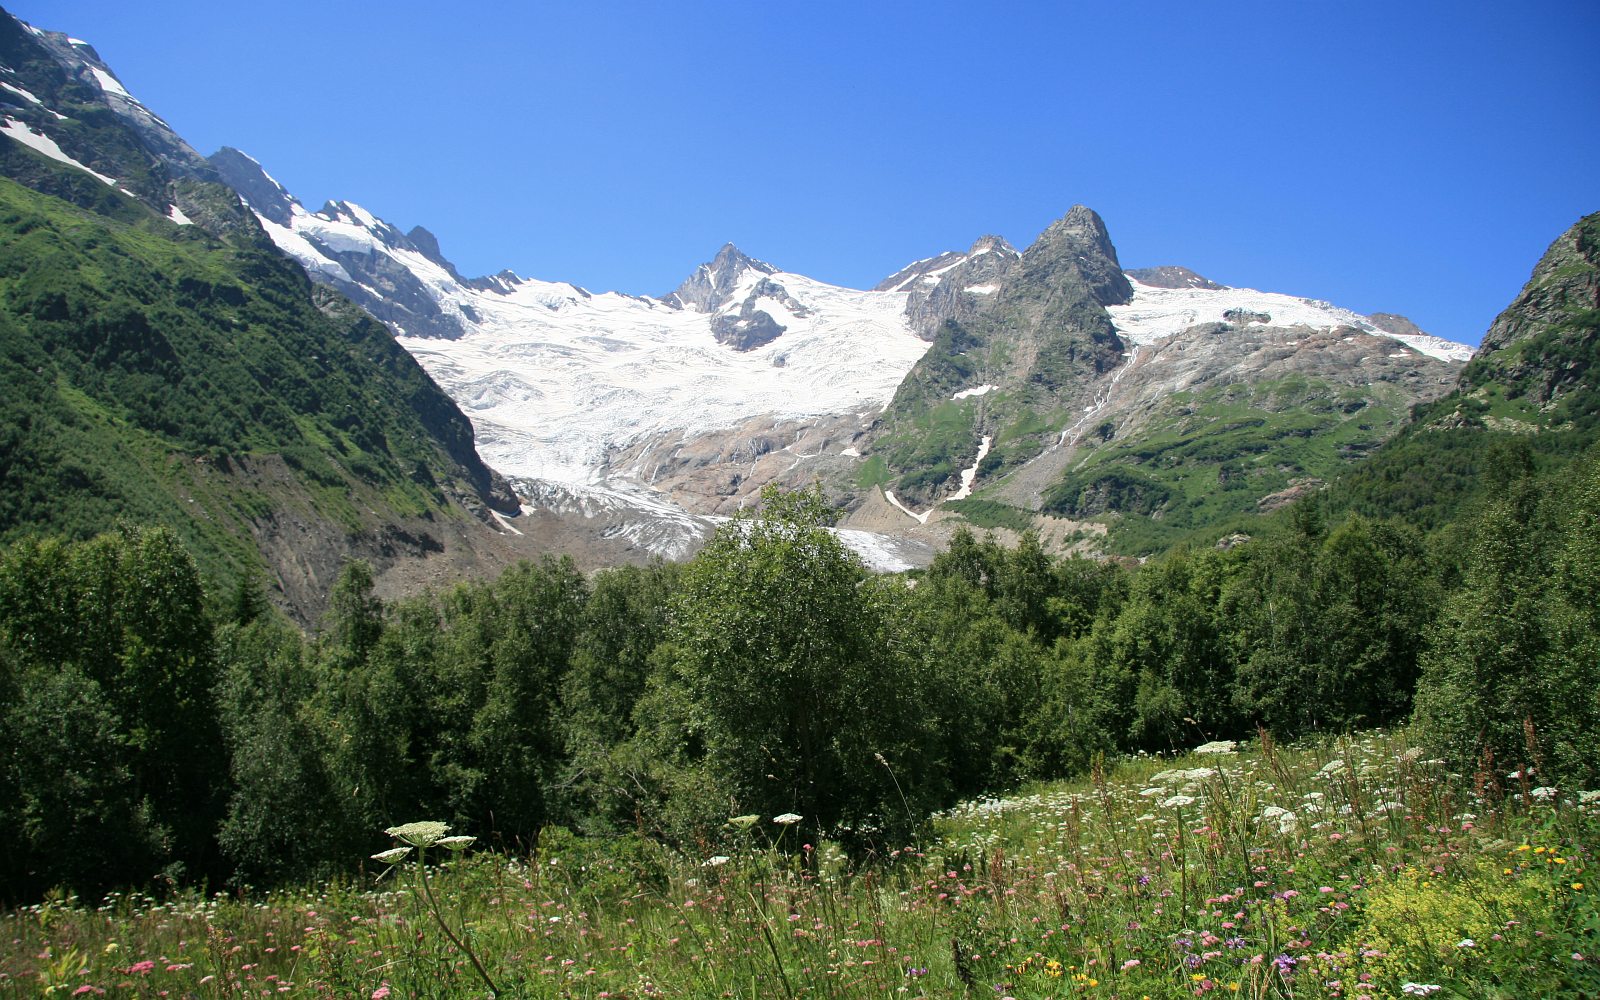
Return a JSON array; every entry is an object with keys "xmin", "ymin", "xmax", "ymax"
[{"xmin": 375, "ymin": 821, "xmax": 495, "ymax": 997}]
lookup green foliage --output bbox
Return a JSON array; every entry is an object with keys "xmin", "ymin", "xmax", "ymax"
[
  {"xmin": 643, "ymin": 484, "xmax": 943, "ymax": 851},
  {"xmin": 1046, "ymin": 377, "xmax": 1420, "ymax": 554},
  {"xmin": 1414, "ymin": 460, "xmax": 1600, "ymax": 788},
  {"xmin": 941, "ymin": 497, "xmax": 1036, "ymax": 532},
  {"xmin": 0, "ymin": 524, "xmax": 223, "ymax": 897},
  {"xmin": 0, "ymin": 172, "xmax": 493, "ymax": 596}
]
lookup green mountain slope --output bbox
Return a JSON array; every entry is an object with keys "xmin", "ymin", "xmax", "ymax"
[
  {"xmin": 1331, "ymin": 211, "xmax": 1600, "ymax": 526},
  {"xmin": 0, "ymin": 162, "xmax": 513, "ymax": 614}
]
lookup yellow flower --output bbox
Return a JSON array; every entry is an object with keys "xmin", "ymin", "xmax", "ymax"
[
  {"xmin": 1229, "ymin": 985, "xmax": 1241, "ymax": 993},
  {"xmin": 1575, "ymin": 883, "xmax": 1585, "ymax": 891},
  {"xmin": 1517, "ymin": 844, "xmax": 1532, "ymax": 852},
  {"xmin": 1504, "ymin": 868, "xmax": 1513, "ymax": 875}
]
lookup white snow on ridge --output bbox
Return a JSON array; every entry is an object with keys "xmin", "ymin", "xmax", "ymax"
[
  {"xmin": 166, "ymin": 203, "xmax": 193, "ymax": 226},
  {"xmin": 389, "ymin": 257, "xmax": 928, "ymax": 484},
  {"xmin": 1108, "ymin": 278, "xmax": 1473, "ymax": 363},
  {"xmin": 88, "ymin": 66, "xmax": 133, "ymax": 100},
  {"xmin": 257, "ymin": 214, "xmax": 353, "ymax": 282},
  {"xmin": 952, "ymin": 384, "xmax": 996, "ymax": 400},
  {"xmin": 0, "ymin": 117, "xmax": 117, "ymax": 185}
]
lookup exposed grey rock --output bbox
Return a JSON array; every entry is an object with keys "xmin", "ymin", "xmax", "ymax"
[
  {"xmin": 708, "ymin": 276, "xmax": 811, "ymax": 350},
  {"xmin": 898, "ymin": 235, "xmax": 1021, "ymax": 339},
  {"xmin": 1127, "ymin": 265, "xmax": 1226, "ymax": 290},
  {"xmin": 209, "ymin": 146, "xmax": 299, "ymax": 225},
  {"xmin": 665, "ymin": 242, "xmax": 779, "ymax": 312},
  {"xmin": 1367, "ymin": 312, "xmax": 1426, "ymax": 339},
  {"xmin": 1029, "ymin": 205, "xmax": 1134, "ymax": 307},
  {"xmin": 1223, "ymin": 308, "xmax": 1272, "ymax": 325},
  {"xmin": 875, "ymin": 249, "xmax": 969, "ymax": 292}
]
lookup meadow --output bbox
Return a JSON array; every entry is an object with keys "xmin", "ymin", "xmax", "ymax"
[{"xmin": 4, "ymin": 729, "xmax": 1593, "ymax": 999}]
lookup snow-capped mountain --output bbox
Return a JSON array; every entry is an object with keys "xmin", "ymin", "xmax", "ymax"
[
  {"xmin": 6, "ymin": 7, "xmax": 1479, "ymax": 560},
  {"xmin": 205, "ymin": 144, "xmax": 1476, "ymax": 545},
  {"xmin": 210, "ymin": 146, "xmax": 935, "ymax": 489}
]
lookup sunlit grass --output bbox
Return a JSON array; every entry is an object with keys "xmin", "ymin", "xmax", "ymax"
[{"xmin": 5, "ymin": 729, "xmax": 1594, "ymax": 998}]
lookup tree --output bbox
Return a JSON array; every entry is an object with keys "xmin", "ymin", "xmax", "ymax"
[{"xmin": 651, "ymin": 485, "xmax": 940, "ymax": 851}]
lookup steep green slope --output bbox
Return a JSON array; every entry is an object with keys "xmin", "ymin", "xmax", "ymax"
[
  {"xmin": 1042, "ymin": 368, "xmax": 1426, "ymax": 554},
  {"xmin": 0, "ymin": 166, "xmax": 510, "ymax": 605},
  {"xmin": 1331, "ymin": 211, "xmax": 1600, "ymax": 526},
  {"xmin": 871, "ymin": 207, "xmax": 1128, "ymax": 504}
]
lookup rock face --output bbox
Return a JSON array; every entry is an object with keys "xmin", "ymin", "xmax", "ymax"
[
  {"xmin": 1126, "ymin": 265, "xmax": 1226, "ymax": 290},
  {"xmin": 664, "ymin": 242, "xmax": 778, "ymax": 311},
  {"xmin": 1368, "ymin": 312, "xmax": 1426, "ymax": 339},
  {"xmin": 879, "ymin": 234, "xmax": 1022, "ymax": 339},
  {"xmin": 1460, "ymin": 211, "xmax": 1599, "ymax": 408}
]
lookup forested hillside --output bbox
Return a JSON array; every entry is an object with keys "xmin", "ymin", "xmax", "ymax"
[{"xmin": 4, "ymin": 453, "xmax": 1597, "ymax": 901}]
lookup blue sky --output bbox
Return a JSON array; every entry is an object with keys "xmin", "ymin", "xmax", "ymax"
[{"xmin": 10, "ymin": 1, "xmax": 1598, "ymax": 345}]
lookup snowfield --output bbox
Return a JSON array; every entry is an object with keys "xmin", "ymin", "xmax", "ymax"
[{"xmin": 1107, "ymin": 278, "xmax": 1474, "ymax": 362}]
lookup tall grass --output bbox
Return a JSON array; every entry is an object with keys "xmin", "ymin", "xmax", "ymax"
[{"xmin": 4, "ymin": 729, "xmax": 1594, "ymax": 998}]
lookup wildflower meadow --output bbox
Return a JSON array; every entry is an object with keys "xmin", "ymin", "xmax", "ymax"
[{"xmin": 4, "ymin": 729, "xmax": 1593, "ymax": 998}]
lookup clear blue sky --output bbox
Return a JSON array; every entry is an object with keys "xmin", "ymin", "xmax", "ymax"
[{"xmin": 9, "ymin": 1, "xmax": 1599, "ymax": 345}]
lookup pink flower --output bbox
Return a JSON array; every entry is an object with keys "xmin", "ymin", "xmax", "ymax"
[
  {"xmin": 371, "ymin": 985, "xmax": 391, "ymax": 1000},
  {"xmin": 128, "ymin": 961, "xmax": 156, "ymax": 976}
]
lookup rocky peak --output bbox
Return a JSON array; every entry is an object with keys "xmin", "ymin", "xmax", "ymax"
[
  {"xmin": 1366, "ymin": 312, "xmax": 1425, "ymax": 339},
  {"xmin": 12, "ymin": 16, "xmax": 211, "ymax": 181},
  {"xmin": 1458, "ymin": 211, "xmax": 1599, "ymax": 407},
  {"xmin": 405, "ymin": 224, "xmax": 469, "ymax": 283},
  {"xmin": 898, "ymin": 234, "xmax": 1024, "ymax": 338},
  {"xmin": 1022, "ymin": 205, "xmax": 1133, "ymax": 307},
  {"xmin": 968, "ymin": 234, "xmax": 1018, "ymax": 257},
  {"xmin": 666, "ymin": 242, "xmax": 779, "ymax": 312},
  {"xmin": 209, "ymin": 146, "xmax": 299, "ymax": 225},
  {"xmin": 1126, "ymin": 265, "xmax": 1226, "ymax": 291}
]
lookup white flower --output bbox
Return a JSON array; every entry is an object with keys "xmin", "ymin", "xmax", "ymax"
[
  {"xmin": 1457, "ymin": 938, "xmax": 1476, "ymax": 948},
  {"xmin": 1401, "ymin": 985, "xmax": 1441, "ymax": 996},
  {"xmin": 1318, "ymin": 759, "xmax": 1345, "ymax": 776},
  {"xmin": 370, "ymin": 847, "xmax": 412, "ymax": 865},
  {"xmin": 385, "ymin": 821, "xmax": 449, "ymax": 848},
  {"xmin": 703, "ymin": 855, "xmax": 730, "ymax": 867},
  {"xmin": 1161, "ymin": 795, "xmax": 1196, "ymax": 809},
  {"xmin": 1138, "ymin": 787, "xmax": 1167, "ymax": 798},
  {"xmin": 1530, "ymin": 786, "xmax": 1557, "ymax": 802},
  {"xmin": 436, "ymin": 835, "xmax": 476, "ymax": 851},
  {"xmin": 773, "ymin": 813, "xmax": 803, "ymax": 825},
  {"xmin": 1194, "ymin": 740, "xmax": 1238, "ymax": 755}
]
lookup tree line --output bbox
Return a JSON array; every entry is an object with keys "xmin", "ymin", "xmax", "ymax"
[{"xmin": 2, "ymin": 460, "xmax": 1597, "ymax": 901}]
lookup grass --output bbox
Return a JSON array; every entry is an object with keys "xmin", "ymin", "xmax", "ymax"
[
  {"xmin": 1046, "ymin": 377, "xmax": 1420, "ymax": 554},
  {"xmin": 4, "ymin": 729, "xmax": 1594, "ymax": 998}
]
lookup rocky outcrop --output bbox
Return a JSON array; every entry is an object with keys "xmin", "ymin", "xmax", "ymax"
[
  {"xmin": 1127, "ymin": 265, "xmax": 1226, "ymax": 290},
  {"xmin": 1459, "ymin": 211, "xmax": 1599, "ymax": 407},
  {"xmin": 898, "ymin": 235, "xmax": 1021, "ymax": 339},
  {"xmin": 664, "ymin": 242, "xmax": 778, "ymax": 312}
]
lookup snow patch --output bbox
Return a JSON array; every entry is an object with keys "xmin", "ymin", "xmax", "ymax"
[
  {"xmin": 166, "ymin": 203, "xmax": 193, "ymax": 226},
  {"xmin": 952, "ymin": 384, "xmax": 996, "ymax": 401},
  {"xmin": 0, "ymin": 118, "xmax": 117, "ymax": 185},
  {"xmin": 88, "ymin": 67, "xmax": 134, "ymax": 100},
  {"xmin": 255, "ymin": 212, "xmax": 354, "ymax": 282},
  {"xmin": 883, "ymin": 489, "xmax": 929, "ymax": 525},
  {"xmin": 964, "ymin": 283, "xmax": 998, "ymax": 295},
  {"xmin": 840, "ymin": 446, "xmax": 860, "ymax": 457},
  {"xmin": 1108, "ymin": 278, "xmax": 1473, "ymax": 363},
  {"xmin": 947, "ymin": 436, "xmax": 992, "ymax": 503}
]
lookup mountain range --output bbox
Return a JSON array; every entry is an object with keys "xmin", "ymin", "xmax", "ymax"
[{"xmin": 3, "ymin": 5, "xmax": 1593, "ymax": 618}]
